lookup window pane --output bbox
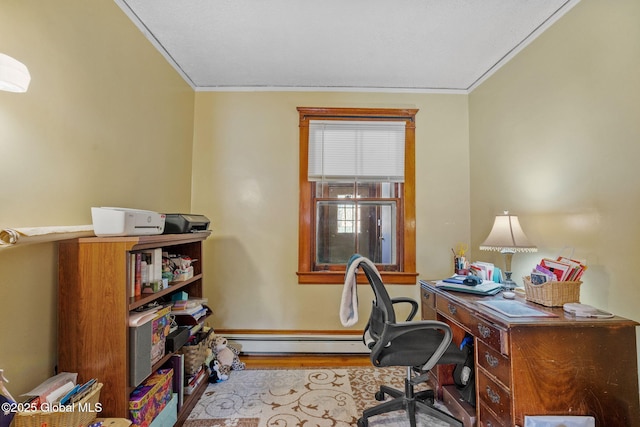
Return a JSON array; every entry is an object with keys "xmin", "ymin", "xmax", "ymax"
[
  {"xmin": 357, "ymin": 201, "xmax": 397, "ymax": 265},
  {"xmin": 315, "ymin": 181, "xmax": 356, "ymax": 198},
  {"xmin": 315, "ymin": 200, "xmax": 396, "ymax": 266},
  {"xmin": 316, "ymin": 201, "xmax": 356, "ymax": 265},
  {"xmin": 356, "ymin": 181, "xmax": 399, "ymax": 198}
]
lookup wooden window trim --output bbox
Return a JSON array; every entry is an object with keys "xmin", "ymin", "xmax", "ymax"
[{"xmin": 296, "ymin": 107, "xmax": 418, "ymax": 285}]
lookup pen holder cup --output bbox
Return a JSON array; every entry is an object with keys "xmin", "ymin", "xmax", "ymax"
[
  {"xmin": 523, "ymin": 276, "xmax": 582, "ymax": 307},
  {"xmin": 453, "ymin": 257, "xmax": 468, "ymax": 275}
]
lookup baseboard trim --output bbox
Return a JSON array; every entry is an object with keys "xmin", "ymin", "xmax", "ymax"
[{"xmin": 215, "ymin": 329, "xmax": 368, "ymax": 354}]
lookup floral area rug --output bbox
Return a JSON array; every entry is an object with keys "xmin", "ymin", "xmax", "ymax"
[{"xmin": 184, "ymin": 367, "xmax": 454, "ymax": 426}]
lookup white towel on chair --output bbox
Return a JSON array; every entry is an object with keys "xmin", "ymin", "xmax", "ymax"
[{"xmin": 340, "ymin": 256, "xmax": 380, "ymax": 327}]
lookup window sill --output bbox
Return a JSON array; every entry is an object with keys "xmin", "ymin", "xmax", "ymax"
[{"xmin": 297, "ymin": 271, "xmax": 419, "ymax": 285}]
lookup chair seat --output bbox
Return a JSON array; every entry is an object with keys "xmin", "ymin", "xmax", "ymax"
[{"xmin": 375, "ymin": 328, "xmax": 467, "ymax": 368}]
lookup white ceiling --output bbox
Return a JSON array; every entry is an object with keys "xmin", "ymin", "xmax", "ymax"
[{"xmin": 115, "ymin": 0, "xmax": 580, "ymax": 93}]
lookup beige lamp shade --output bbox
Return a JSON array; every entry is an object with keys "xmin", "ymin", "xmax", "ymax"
[
  {"xmin": 0, "ymin": 53, "xmax": 31, "ymax": 93},
  {"xmin": 480, "ymin": 211, "xmax": 537, "ymax": 253}
]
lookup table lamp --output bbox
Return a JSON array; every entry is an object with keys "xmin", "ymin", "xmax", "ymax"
[{"xmin": 480, "ymin": 211, "xmax": 537, "ymax": 289}]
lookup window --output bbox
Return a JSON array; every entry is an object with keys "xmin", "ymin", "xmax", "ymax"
[
  {"xmin": 297, "ymin": 107, "xmax": 418, "ymax": 284},
  {"xmin": 336, "ymin": 197, "xmax": 358, "ymax": 234}
]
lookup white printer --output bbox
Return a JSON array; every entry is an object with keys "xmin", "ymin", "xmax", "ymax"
[{"xmin": 91, "ymin": 207, "xmax": 166, "ymax": 236}]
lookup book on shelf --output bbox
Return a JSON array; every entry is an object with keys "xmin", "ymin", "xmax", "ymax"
[
  {"xmin": 188, "ymin": 323, "xmax": 203, "ymax": 336},
  {"xmin": 172, "ymin": 297, "xmax": 208, "ymax": 311},
  {"xmin": 164, "ymin": 354, "xmax": 184, "ymax": 410},
  {"xmin": 172, "ymin": 304, "xmax": 205, "ymax": 317},
  {"xmin": 172, "ymin": 300, "xmax": 188, "ymax": 311},
  {"xmin": 184, "ymin": 365, "xmax": 207, "ymax": 395},
  {"xmin": 129, "ymin": 248, "xmax": 164, "ymax": 297},
  {"xmin": 173, "ymin": 305, "xmax": 211, "ymax": 326}
]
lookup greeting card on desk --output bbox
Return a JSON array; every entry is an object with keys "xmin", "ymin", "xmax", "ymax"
[{"xmin": 435, "ymin": 280, "xmax": 502, "ymax": 296}]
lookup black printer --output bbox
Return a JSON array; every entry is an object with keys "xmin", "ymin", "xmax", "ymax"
[{"xmin": 163, "ymin": 214, "xmax": 210, "ymax": 234}]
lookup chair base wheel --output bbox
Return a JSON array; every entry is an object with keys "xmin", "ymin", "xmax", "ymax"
[
  {"xmin": 416, "ymin": 389, "xmax": 435, "ymax": 405},
  {"xmin": 357, "ymin": 417, "xmax": 368, "ymax": 427},
  {"xmin": 374, "ymin": 391, "xmax": 385, "ymax": 401}
]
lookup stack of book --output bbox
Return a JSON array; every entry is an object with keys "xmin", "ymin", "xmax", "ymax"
[
  {"xmin": 531, "ymin": 256, "xmax": 587, "ymax": 284},
  {"xmin": 172, "ymin": 298, "xmax": 210, "ymax": 335},
  {"xmin": 184, "ymin": 365, "xmax": 207, "ymax": 395}
]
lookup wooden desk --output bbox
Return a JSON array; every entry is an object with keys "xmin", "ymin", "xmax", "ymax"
[{"xmin": 420, "ymin": 280, "xmax": 640, "ymax": 427}]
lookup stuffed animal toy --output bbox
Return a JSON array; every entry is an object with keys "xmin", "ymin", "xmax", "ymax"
[
  {"xmin": 212, "ymin": 335, "xmax": 246, "ymax": 377},
  {"xmin": 208, "ymin": 359, "xmax": 228, "ymax": 383}
]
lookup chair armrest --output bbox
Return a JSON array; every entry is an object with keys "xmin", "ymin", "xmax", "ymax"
[
  {"xmin": 390, "ymin": 297, "xmax": 419, "ymax": 321},
  {"xmin": 370, "ymin": 320, "xmax": 453, "ymax": 372}
]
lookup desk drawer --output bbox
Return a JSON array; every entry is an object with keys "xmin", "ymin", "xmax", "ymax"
[
  {"xmin": 474, "ymin": 316, "xmax": 508, "ymax": 355},
  {"xmin": 436, "ymin": 298, "xmax": 508, "ymax": 354},
  {"xmin": 421, "ymin": 288, "xmax": 437, "ymax": 320},
  {"xmin": 437, "ymin": 297, "xmax": 475, "ymax": 331},
  {"xmin": 476, "ymin": 340, "xmax": 511, "ymax": 389},
  {"xmin": 477, "ymin": 369, "xmax": 511, "ymax": 424},
  {"xmin": 479, "ymin": 402, "xmax": 508, "ymax": 427}
]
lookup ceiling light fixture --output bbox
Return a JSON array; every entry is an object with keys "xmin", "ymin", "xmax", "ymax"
[{"xmin": 0, "ymin": 53, "xmax": 31, "ymax": 93}]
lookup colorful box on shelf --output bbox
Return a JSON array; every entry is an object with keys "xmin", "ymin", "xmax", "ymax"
[
  {"xmin": 151, "ymin": 307, "xmax": 171, "ymax": 365},
  {"xmin": 149, "ymin": 393, "xmax": 177, "ymax": 427},
  {"xmin": 129, "ymin": 368, "xmax": 173, "ymax": 426}
]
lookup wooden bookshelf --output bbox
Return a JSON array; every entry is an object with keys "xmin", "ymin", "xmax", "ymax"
[{"xmin": 57, "ymin": 232, "xmax": 211, "ymax": 421}]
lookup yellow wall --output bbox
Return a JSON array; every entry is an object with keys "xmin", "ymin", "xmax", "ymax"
[
  {"xmin": 191, "ymin": 92, "xmax": 470, "ymax": 329},
  {"xmin": 0, "ymin": 0, "xmax": 194, "ymax": 394},
  {"xmin": 469, "ymin": 0, "xmax": 640, "ymax": 367}
]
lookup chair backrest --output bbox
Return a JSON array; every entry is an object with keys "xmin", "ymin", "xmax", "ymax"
[{"xmin": 356, "ymin": 259, "xmax": 396, "ymax": 346}]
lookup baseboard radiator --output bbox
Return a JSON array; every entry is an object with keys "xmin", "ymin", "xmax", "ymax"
[{"xmin": 219, "ymin": 331, "xmax": 369, "ymax": 354}]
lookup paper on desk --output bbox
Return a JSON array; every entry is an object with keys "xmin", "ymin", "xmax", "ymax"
[{"xmin": 0, "ymin": 225, "xmax": 94, "ymax": 247}]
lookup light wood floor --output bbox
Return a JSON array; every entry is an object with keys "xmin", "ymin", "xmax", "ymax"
[{"xmin": 241, "ymin": 353, "xmax": 370, "ymax": 369}]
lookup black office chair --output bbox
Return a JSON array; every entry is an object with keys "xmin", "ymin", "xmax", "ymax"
[{"xmin": 348, "ymin": 255, "xmax": 466, "ymax": 427}]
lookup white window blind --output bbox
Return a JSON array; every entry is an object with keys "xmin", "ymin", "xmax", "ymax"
[{"xmin": 308, "ymin": 120, "xmax": 406, "ymax": 182}]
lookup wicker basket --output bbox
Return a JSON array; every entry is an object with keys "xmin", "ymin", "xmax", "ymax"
[
  {"xmin": 523, "ymin": 276, "xmax": 582, "ymax": 307},
  {"xmin": 11, "ymin": 383, "xmax": 102, "ymax": 427},
  {"xmin": 179, "ymin": 330, "xmax": 213, "ymax": 375}
]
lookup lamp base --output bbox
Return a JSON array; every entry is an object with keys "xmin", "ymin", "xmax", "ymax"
[{"xmin": 502, "ymin": 271, "xmax": 517, "ymax": 290}]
